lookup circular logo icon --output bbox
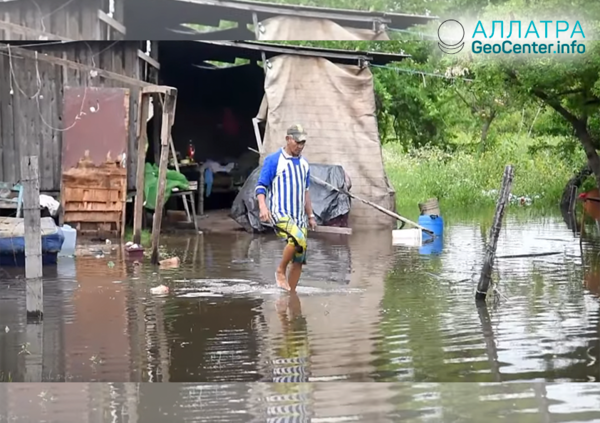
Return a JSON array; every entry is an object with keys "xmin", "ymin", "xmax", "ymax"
[{"xmin": 438, "ymin": 19, "xmax": 466, "ymax": 54}]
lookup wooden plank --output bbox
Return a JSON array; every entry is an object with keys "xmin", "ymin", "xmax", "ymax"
[
  {"xmin": 65, "ymin": 3, "xmax": 81, "ymax": 44},
  {"xmin": 133, "ymin": 93, "xmax": 150, "ymax": 244},
  {"xmin": 38, "ymin": 63, "xmax": 55, "ymax": 191},
  {"xmin": 0, "ymin": 19, "xmax": 73, "ymax": 41},
  {"xmin": 98, "ymin": 9, "xmax": 126, "ymax": 35},
  {"xmin": 312, "ymin": 226, "xmax": 352, "ymax": 235},
  {"xmin": 11, "ymin": 53, "xmax": 24, "ymax": 184},
  {"xmin": 123, "ymin": 45, "xmax": 139, "ymax": 192},
  {"xmin": 137, "ymin": 49, "xmax": 160, "ymax": 70},
  {"xmin": 64, "ymin": 202, "xmax": 124, "ymax": 212},
  {"xmin": 0, "ymin": 44, "xmax": 166, "ymax": 89},
  {"xmin": 64, "ymin": 211, "xmax": 122, "ymax": 222},
  {"xmin": 121, "ymin": 82, "xmax": 131, "ymax": 239},
  {"xmin": 50, "ymin": 65, "xmax": 62, "ymax": 191},
  {"xmin": 21, "ymin": 155, "xmax": 43, "ymax": 319}
]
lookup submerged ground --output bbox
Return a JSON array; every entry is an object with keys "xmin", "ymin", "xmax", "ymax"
[{"xmin": 2, "ymin": 206, "xmax": 600, "ymax": 421}]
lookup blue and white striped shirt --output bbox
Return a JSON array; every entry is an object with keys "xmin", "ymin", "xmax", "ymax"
[{"xmin": 255, "ymin": 148, "xmax": 311, "ymax": 227}]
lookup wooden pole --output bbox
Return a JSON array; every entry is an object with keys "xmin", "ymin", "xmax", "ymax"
[
  {"xmin": 476, "ymin": 165, "xmax": 514, "ymax": 302},
  {"xmin": 20, "ymin": 155, "xmax": 43, "ymax": 321},
  {"xmin": 199, "ymin": 164, "xmax": 205, "ymax": 216},
  {"xmin": 150, "ymin": 91, "xmax": 177, "ymax": 264},
  {"xmin": 133, "ymin": 93, "xmax": 150, "ymax": 245}
]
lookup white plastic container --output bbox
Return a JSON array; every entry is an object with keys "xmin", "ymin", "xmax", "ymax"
[
  {"xmin": 59, "ymin": 224, "xmax": 77, "ymax": 257},
  {"xmin": 392, "ymin": 228, "xmax": 423, "ymax": 247}
]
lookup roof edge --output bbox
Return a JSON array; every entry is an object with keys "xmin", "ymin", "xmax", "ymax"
[{"xmin": 196, "ymin": 40, "xmax": 410, "ymax": 64}]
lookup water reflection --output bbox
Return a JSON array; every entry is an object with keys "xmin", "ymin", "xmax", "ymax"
[
  {"xmin": 3, "ymin": 213, "xmax": 600, "ymax": 390},
  {"xmin": 2, "ymin": 382, "xmax": 600, "ymax": 422}
]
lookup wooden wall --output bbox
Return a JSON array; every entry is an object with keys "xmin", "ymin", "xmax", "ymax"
[
  {"xmin": 0, "ymin": 40, "xmax": 146, "ymax": 192},
  {"xmin": 0, "ymin": 0, "xmax": 126, "ymax": 40}
]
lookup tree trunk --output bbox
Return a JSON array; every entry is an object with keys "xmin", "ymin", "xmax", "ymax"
[
  {"xmin": 560, "ymin": 164, "xmax": 591, "ymax": 231},
  {"xmin": 481, "ymin": 111, "xmax": 496, "ymax": 145},
  {"xmin": 575, "ymin": 124, "xmax": 600, "ymax": 191}
]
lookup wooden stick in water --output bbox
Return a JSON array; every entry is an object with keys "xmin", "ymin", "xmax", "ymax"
[{"xmin": 476, "ymin": 165, "xmax": 514, "ymax": 302}]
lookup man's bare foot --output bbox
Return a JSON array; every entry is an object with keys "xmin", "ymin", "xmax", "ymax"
[{"xmin": 275, "ymin": 270, "xmax": 290, "ymax": 291}]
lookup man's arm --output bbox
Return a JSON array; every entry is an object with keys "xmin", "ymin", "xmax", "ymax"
[
  {"xmin": 305, "ymin": 166, "xmax": 315, "ymax": 224},
  {"xmin": 305, "ymin": 189, "xmax": 314, "ymax": 217},
  {"xmin": 256, "ymin": 154, "xmax": 276, "ymax": 214}
]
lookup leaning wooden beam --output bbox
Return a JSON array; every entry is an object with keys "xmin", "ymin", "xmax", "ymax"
[
  {"xmin": 97, "ymin": 9, "xmax": 127, "ymax": 35},
  {"xmin": 20, "ymin": 155, "xmax": 43, "ymax": 321},
  {"xmin": 167, "ymin": 134, "xmax": 194, "ymax": 226},
  {"xmin": 150, "ymin": 91, "xmax": 178, "ymax": 264},
  {"xmin": 137, "ymin": 49, "xmax": 161, "ymax": 70},
  {"xmin": 133, "ymin": 93, "xmax": 151, "ymax": 245},
  {"xmin": 0, "ymin": 19, "xmax": 73, "ymax": 41},
  {"xmin": 476, "ymin": 165, "xmax": 514, "ymax": 301},
  {"xmin": 0, "ymin": 43, "xmax": 156, "ymax": 88}
]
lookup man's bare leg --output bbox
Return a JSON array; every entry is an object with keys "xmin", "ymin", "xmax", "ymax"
[
  {"xmin": 287, "ymin": 262, "xmax": 303, "ymax": 292},
  {"xmin": 276, "ymin": 244, "xmax": 295, "ymax": 291}
]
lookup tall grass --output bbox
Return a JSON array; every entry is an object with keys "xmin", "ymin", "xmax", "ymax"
[{"xmin": 383, "ymin": 135, "xmax": 584, "ymax": 220}]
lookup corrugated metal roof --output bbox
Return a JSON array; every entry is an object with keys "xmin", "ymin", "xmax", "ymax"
[{"xmin": 172, "ymin": 0, "xmax": 437, "ymax": 29}]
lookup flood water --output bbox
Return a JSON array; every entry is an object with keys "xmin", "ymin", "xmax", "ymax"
[{"xmin": 3, "ymin": 209, "xmax": 600, "ymax": 421}]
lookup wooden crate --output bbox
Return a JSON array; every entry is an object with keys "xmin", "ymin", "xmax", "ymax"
[{"xmin": 61, "ymin": 157, "xmax": 127, "ymax": 237}]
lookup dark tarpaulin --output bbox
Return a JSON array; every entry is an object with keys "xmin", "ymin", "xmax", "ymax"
[{"xmin": 230, "ymin": 163, "xmax": 352, "ymax": 232}]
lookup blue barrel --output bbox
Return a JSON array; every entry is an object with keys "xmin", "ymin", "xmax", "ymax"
[
  {"xmin": 418, "ymin": 214, "xmax": 444, "ymax": 237},
  {"xmin": 420, "ymin": 233, "xmax": 443, "ymax": 255},
  {"xmin": 418, "ymin": 215, "xmax": 444, "ymax": 255}
]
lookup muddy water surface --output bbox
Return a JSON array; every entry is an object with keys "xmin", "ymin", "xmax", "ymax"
[{"xmin": 2, "ymin": 211, "xmax": 600, "ymax": 421}]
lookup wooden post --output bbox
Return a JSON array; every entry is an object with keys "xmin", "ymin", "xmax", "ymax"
[
  {"xmin": 476, "ymin": 165, "xmax": 514, "ymax": 302},
  {"xmin": 133, "ymin": 93, "xmax": 150, "ymax": 245},
  {"xmin": 199, "ymin": 164, "xmax": 205, "ymax": 216},
  {"xmin": 20, "ymin": 155, "xmax": 43, "ymax": 321},
  {"xmin": 24, "ymin": 321, "xmax": 43, "ymax": 381},
  {"xmin": 150, "ymin": 91, "xmax": 177, "ymax": 264},
  {"xmin": 568, "ymin": 184, "xmax": 578, "ymax": 234}
]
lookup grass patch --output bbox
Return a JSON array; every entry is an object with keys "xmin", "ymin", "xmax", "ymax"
[
  {"xmin": 383, "ymin": 135, "xmax": 584, "ymax": 221},
  {"xmin": 123, "ymin": 227, "xmax": 152, "ymax": 246}
]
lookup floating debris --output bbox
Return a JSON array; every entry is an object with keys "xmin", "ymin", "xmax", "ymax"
[
  {"xmin": 482, "ymin": 189, "xmax": 540, "ymax": 206},
  {"xmin": 150, "ymin": 284, "xmax": 169, "ymax": 295},
  {"xmin": 159, "ymin": 257, "xmax": 180, "ymax": 269}
]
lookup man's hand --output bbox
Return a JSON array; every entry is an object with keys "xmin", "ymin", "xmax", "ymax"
[
  {"xmin": 259, "ymin": 205, "xmax": 272, "ymax": 223},
  {"xmin": 308, "ymin": 216, "xmax": 317, "ymax": 230}
]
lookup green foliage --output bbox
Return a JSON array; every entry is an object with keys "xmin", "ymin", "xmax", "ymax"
[
  {"xmin": 384, "ymin": 135, "xmax": 584, "ymax": 217},
  {"xmin": 265, "ymin": 0, "xmax": 600, "ymax": 210}
]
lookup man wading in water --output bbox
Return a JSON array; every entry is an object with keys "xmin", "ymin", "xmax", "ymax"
[{"xmin": 255, "ymin": 124, "xmax": 317, "ymax": 292}]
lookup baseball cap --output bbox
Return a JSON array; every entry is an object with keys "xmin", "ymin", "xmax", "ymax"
[{"xmin": 287, "ymin": 124, "xmax": 307, "ymax": 142}]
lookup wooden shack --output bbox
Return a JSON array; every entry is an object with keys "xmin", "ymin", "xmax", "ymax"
[
  {"xmin": 0, "ymin": 39, "xmax": 165, "ymax": 236},
  {"xmin": 0, "ymin": 0, "xmax": 127, "ymax": 40},
  {"xmin": 0, "ymin": 39, "xmax": 408, "ymax": 239},
  {"xmin": 0, "ymin": 0, "xmax": 436, "ymax": 41}
]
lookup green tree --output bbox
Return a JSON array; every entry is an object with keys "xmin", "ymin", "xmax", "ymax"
[{"xmin": 446, "ymin": 0, "xmax": 600, "ymax": 185}]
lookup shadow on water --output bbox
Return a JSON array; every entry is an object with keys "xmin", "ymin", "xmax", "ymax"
[{"xmin": 4, "ymin": 209, "xmax": 600, "ymax": 420}]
